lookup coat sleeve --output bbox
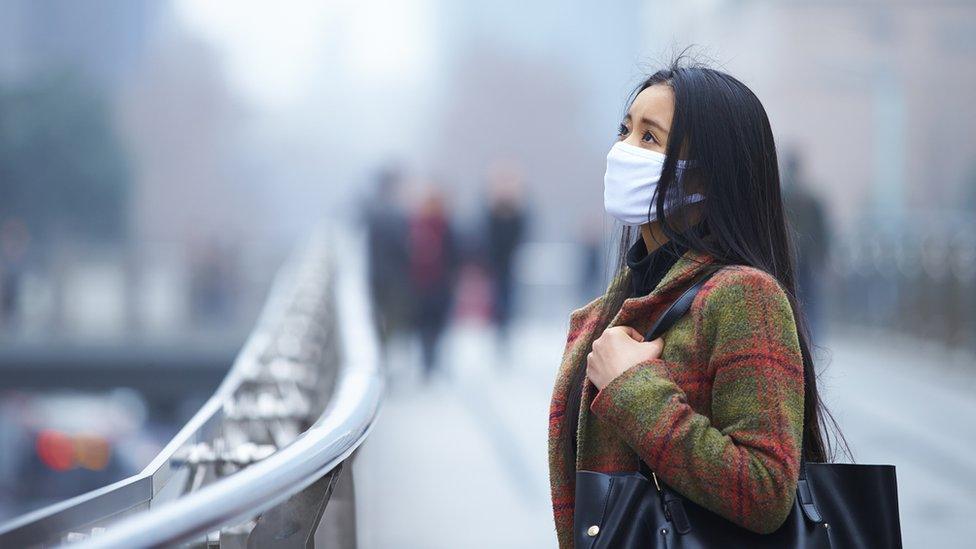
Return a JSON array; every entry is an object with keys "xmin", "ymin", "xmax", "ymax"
[{"xmin": 589, "ymin": 266, "xmax": 805, "ymax": 534}]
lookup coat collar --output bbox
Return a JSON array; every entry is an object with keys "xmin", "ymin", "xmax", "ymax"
[
  {"xmin": 569, "ymin": 247, "xmax": 718, "ymax": 336},
  {"xmin": 617, "ymin": 247, "xmax": 717, "ymax": 327}
]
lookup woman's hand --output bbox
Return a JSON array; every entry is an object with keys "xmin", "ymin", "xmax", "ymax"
[{"xmin": 586, "ymin": 326, "xmax": 665, "ymax": 391}]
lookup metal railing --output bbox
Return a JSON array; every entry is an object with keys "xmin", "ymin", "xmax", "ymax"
[
  {"xmin": 825, "ymin": 216, "xmax": 976, "ymax": 353},
  {"xmin": 0, "ymin": 227, "xmax": 384, "ymax": 547}
]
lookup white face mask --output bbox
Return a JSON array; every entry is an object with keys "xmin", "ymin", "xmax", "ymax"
[{"xmin": 603, "ymin": 141, "xmax": 704, "ymax": 226}]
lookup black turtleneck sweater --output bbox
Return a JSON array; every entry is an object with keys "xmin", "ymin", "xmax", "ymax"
[{"xmin": 626, "ymin": 235, "xmax": 690, "ymax": 298}]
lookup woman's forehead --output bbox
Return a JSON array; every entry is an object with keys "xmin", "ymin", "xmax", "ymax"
[{"xmin": 629, "ymin": 84, "xmax": 674, "ymax": 129}]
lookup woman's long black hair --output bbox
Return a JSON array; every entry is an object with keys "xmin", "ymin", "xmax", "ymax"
[{"xmin": 563, "ymin": 56, "xmax": 850, "ymax": 468}]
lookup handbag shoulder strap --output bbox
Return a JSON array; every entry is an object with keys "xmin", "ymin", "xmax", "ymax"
[{"xmin": 643, "ymin": 264, "xmax": 721, "ymax": 341}]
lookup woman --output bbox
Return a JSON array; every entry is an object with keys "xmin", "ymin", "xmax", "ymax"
[{"xmin": 547, "ymin": 60, "xmax": 846, "ymax": 548}]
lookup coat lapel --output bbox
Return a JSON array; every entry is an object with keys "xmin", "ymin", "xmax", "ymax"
[
  {"xmin": 574, "ymin": 248, "xmax": 716, "ymax": 466},
  {"xmin": 554, "ymin": 247, "xmax": 717, "ymax": 396}
]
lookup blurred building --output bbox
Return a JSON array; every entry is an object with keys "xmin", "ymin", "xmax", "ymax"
[
  {"xmin": 642, "ymin": 0, "xmax": 976, "ymax": 231},
  {"xmin": 0, "ymin": 1, "xmax": 274, "ymax": 339},
  {"xmin": 0, "ymin": 0, "xmax": 159, "ymax": 86}
]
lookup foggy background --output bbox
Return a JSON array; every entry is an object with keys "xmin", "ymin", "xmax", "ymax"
[{"xmin": 1, "ymin": 1, "xmax": 974, "ymax": 547}]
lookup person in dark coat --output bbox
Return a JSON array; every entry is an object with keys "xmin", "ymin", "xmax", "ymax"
[
  {"xmin": 484, "ymin": 163, "xmax": 527, "ymax": 362},
  {"xmin": 781, "ymin": 149, "xmax": 830, "ymax": 343},
  {"xmin": 361, "ymin": 165, "xmax": 411, "ymax": 365}
]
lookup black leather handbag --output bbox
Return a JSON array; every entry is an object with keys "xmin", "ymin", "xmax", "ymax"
[{"xmin": 574, "ymin": 269, "xmax": 903, "ymax": 548}]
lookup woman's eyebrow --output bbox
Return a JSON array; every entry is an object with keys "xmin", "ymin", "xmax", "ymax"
[{"xmin": 624, "ymin": 113, "xmax": 670, "ymax": 136}]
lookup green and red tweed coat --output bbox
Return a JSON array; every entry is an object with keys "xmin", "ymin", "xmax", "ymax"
[{"xmin": 547, "ymin": 248, "xmax": 805, "ymax": 548}]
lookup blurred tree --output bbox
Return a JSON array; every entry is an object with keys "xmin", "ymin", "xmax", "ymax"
[{"xmin": 0, "ymin": 72, "xmax": 130, "ymax": 247}]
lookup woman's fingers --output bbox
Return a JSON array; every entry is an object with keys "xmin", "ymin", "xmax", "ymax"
[
  {"xmin": 640, "ymin": 337, "xmax": 664, "ymax": 360},
  {"xmin": 585, "ymin": 352, "xmax": 597, "ymax": 384},
  {"xmin": 619, "ymin": 325, "xmax": 645, "ymax": 341},
  {"xmin": 604, "ymin": 325, "xmax": 645, "ymax": 342},
  {"xmin": 587, "ymin": 332, "xmax": 665, "ymax": 390}
]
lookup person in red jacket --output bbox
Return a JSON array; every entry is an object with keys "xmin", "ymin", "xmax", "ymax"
[
  {"xmin": 547, "ymin": 58, "xmax": 849, "ymax": 548},
  {"xmin": 407, "ymin": 185, "xmax": 460, "ymax": 383}
]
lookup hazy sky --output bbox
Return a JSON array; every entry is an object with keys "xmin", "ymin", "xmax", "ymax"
[
  {"xmin": 175, "ymin": 0, "xmax": 441, "ymax": 111},
  {"xmin": 170, "ymin": 1, "xmax": 646, "ymax": 237}
]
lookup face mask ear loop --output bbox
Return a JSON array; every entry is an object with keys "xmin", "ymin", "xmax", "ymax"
[
  {"xmin": 662, "ymin": 162, "xmax": 706, "ymax": 216},
  {"xmin": 646, "ymin": 186, "xmax": 661, "ymax": 227}
]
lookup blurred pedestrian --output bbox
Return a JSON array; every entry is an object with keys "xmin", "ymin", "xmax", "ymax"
[
  {"xmin": 188, "ymin": 241, "xmax": 237, "ymax": 326},
  {"xmin": 577, "ymin": 215, "xmax": 605, "ymax": 304},
  {"xmin": 484, "ymin": 161, "xmax": 527, "ymax": 362},
  {"xmin": 781, "ymin": 148, "xmax": 830, "ymax": 343},
  {"xmin": 0, "ymin": 219, "xmax": 30, "ymax": 331},
  {"xmin": 407, "ymin": 185, "xmax": 460, "ymax": 382},
  {"xmin": 361, "ymin": 165, "xmax": 411, "ymax": 366}
]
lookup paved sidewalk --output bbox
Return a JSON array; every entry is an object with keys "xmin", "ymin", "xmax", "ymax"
[
  {"xmin": 354, "ymin": 320, "xmax": 564, "ymax": 549},
  {"xmin": 816, "ymin": 331, "xmax": 976, "ymax": 549}
]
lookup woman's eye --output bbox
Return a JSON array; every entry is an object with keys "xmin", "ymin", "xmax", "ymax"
[
  {"xmin": 642, "ymin": 130, "xmax": 657, "ymax": 144},
  {"xmin": 617, "ymin": 123, "xmax": 629, "ymax": 137}
]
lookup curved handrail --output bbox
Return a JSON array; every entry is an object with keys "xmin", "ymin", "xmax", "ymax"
[
  {"xmin": 0, "ymin": 226, "xmax": 384, "ymax": 547},
  {"xmin": 75, "ymin": 228, "xmax": 383, "ymax": 547}
]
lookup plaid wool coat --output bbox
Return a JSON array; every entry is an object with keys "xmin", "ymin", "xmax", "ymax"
[{"xmin": 547, "ymin": 248, "xmax": 805, "ymax": 548}]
